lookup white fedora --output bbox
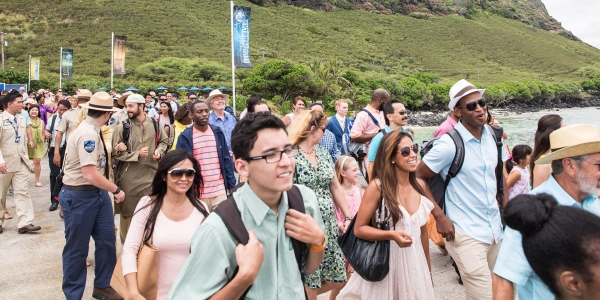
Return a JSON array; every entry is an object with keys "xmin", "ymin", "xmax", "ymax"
[
  {"xmin": 448, "ymin": 79, "xmax": 485, "ymax": 110},
  {"xmin": 536, "ymin": 124, "xmax": 600, "ymax": 164}
]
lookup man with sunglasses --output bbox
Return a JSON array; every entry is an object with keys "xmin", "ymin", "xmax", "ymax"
[
  {"xmin": 367, "ymin": 99, "xmax": 409, "ymax": 178},
  {"xmin": 417, "ymin": 79, "xmax": 508, "ymax": 300},
  {"xmin": 170, "ymin": 112, "xmax": 326, "ymax": 299},
  {"xmin": 176, "ymin": 101, "xmax": 236, "ymax": 212}
]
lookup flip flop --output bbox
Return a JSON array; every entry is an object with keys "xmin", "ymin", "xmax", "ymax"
[
  {"xmin": 4, "ymin": 211, "xmax": 13, "ymax": 219},
  {"xmin": 35, "ymin": 183, "xmax": 43, "ymax": 187}
]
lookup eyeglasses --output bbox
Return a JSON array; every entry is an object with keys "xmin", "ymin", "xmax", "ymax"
[
  {"xmin": 319, "ymin": 126, "xmax": 326, "ymax": 133},
  {"xmin": 399, "ymin": 144, "xmax": 419, "ymax": 157},
  {"xmin": 189, "ymin": 97, "xmax": 197, "ymax": 100},
  {"xmin": 397, "ymin": 110, "xmax": 407, "ymax": 116},
  {"xmin": 245, "ymin": 146, "xmax": 299, "ymax": 164},
  {"xmin": 167, "ymin": 168, "xmax": 196, "ymax": 179},
  {"xmin": 456, "ymin": 98, "xmax": 486, "ymax": 111}
]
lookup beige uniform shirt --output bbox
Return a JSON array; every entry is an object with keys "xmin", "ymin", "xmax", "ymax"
[
  {"xmin": 0, "ymin": 111, "xmax": 33, "ymax": 171},
  {"xmin": 62, "ymin": 116, "xmax": 107, "ymax": 186},
  {"xmin": 56, "ymin": 107, "xmax": 81, "ymax": 138},
  {"xmin": 108, "ymin": 108, "xmax": 128, "ymax": 132}
]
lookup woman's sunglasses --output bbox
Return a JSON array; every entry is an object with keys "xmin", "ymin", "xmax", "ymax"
[
  {"xmin": 457, "ymin": 98, "xmax": 486, "ymax": 111},
  {"xmin": 167, "ymin": 168, "xmax": 195, "ymax": 179},
  {"xmin": 399, "ymin": 144, "xmax": 419, "ymax": 157}
]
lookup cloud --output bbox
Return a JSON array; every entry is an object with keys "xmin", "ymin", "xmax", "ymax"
[{"xmin": 543, "ymin": 0, "xmax": 600, "ymax": 49}]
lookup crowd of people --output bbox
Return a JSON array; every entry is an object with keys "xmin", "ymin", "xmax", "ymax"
[{"xmin": 0, "ymin": 77, "xmax": 599, "ymax": 300}]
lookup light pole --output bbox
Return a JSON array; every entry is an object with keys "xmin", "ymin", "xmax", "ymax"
[{"xmin": 1, "ymin": 31, "xmax": 6, "ymax": 72}]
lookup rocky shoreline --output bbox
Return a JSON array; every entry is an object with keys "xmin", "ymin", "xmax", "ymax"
[{"xmin": 408, "ymin": 97, "xmax": 600, "ymax": 127}]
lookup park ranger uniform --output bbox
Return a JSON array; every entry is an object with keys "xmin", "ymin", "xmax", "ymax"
[
  {"xmin": 0, "ymin": 110, "xmax": 38, "ymax": 232},
  {"xmin": 59, "ymin": 92, "xmax": 121, "ymax": 300}
]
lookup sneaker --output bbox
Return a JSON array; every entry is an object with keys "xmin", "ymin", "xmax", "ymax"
[{"xmin": 92, "ymin": 286, "xmax": 124, "ymax": 300}]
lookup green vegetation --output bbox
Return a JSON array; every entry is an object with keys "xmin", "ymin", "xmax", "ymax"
[{"xmin": 1, "ymin": 0, "xmax": 600, "ymax": 112}]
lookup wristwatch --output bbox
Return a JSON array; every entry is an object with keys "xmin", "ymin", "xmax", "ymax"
[
  {"xmin": 344, "ymin": 216, "xmax": 352, "ymax": 222},
  {"xmin": 112, "ymin": 187, "xmax": 121, "ymax": 195}
]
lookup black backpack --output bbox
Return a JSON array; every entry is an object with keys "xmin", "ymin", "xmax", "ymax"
[
  {"xmin": 420, "ymin": 125, "xmax": 505, "ymax": 213},
  {"xmin": 122, "ymin": 118, "xmax": 160, "ymax": 151},
  {"xmin": 214, "ymin": 184, "xmax": 308, "ymax": 299}
]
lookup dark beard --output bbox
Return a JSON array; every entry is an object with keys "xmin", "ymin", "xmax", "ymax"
[{"xmin": 378, "ymin": 102, "xmax": 385, "ymax": 111}]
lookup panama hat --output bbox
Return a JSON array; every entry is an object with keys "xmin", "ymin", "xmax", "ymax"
[
  {"xmin": 205, "ymin": 89, "xmax": 229, "ymax": 104},
  {"xmin": 448, "ymin": 79, "xmax": 485, "ymax": 110},
  {"xmin": 80, "ymin": 92, "xmax": 120, "ymax": 112},
  {"xmin": 74, "ymin": 89, "xmax": 93, "ymax": 100},
  {"xmin": 117, "ymin": 91, "xmax": 134, "ymax": 106},
  {"xmin": 536, "ymin": 124, "xmax": 600, "ymax": 165},
  {"xmin": 24, "ymin": 98, "xmax": 36, "ymax": 105}
]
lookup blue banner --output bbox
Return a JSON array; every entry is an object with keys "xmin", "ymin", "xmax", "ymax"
[{"xmin": 233, "ymin": 5, "xmax": 252, "ymax": 68}]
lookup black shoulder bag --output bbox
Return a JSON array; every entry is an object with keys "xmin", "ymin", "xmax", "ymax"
[{"xmin": 338, "ymin": 181, "xmax": 390, "ymax": 282}]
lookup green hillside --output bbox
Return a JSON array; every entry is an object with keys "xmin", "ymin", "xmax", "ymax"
[{"xmin": 1, "ymin": 0, "xmax": 599, "ymax": 91}]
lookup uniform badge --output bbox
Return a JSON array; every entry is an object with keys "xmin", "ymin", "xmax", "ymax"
[
  {"xmin": 109, "ymin": 118, "xmax": 115, "ymax": 125},
  {"xmin": 3, "ymin": 120, "xmax": 10, "ymax": 126},
  {"xmin": 101, "ymin": 156, "xmax": 106, "ymax": 168},
  {"xmin": 84, "ymin": 140, "xmax": 96, "ymax": 153}
]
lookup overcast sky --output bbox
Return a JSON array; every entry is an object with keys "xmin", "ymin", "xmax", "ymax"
[{"xmin": 543, "ymin": 0, "xmax": 600, "ymax": 49}]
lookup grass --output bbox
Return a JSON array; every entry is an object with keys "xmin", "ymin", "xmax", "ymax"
[{"xmin": 0, "ymin": 0, "xmax": 599, "ymax": 89}]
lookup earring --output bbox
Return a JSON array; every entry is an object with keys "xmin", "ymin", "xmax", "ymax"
[{"xmin": 392, "ymin": 161, "xmax": 395, "ymax": 164}]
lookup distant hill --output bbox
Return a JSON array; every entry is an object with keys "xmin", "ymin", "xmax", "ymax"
[{"xmin": 1, "ymin": 0, "xmax": 599, "ymax": 90}]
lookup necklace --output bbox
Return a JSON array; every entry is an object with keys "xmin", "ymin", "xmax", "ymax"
[{"xmin": 300, "ymin": 146, "xmax": 315, "ymax": 155}]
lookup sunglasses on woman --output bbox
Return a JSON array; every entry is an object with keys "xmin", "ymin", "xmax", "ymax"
[
  {"xmin": 457, "ymin": 98, "xmax": 486, "ymax": 111},
  {"xmin": 167, "ymin": 168, "xmax": 195, "ymax": 179},
  {"xmin": 399, "ymin": 144, "xmax": 419, "ymax": 157}
]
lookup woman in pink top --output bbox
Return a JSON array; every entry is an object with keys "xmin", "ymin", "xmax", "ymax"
[
  {"xmin": 330, "ymin": 155, "xmax": 364, "ymax": 300},
  {"xmin": 122, "ymin": 149, "xmax": 210, "ymax": 300}
]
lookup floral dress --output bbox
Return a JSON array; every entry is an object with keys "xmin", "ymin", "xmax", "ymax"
[{"xmin": 294, "ymin": 145, "xmax": 347, "ymax": 288}]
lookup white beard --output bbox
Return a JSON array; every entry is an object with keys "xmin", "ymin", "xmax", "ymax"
[{"xmin": 576, "ymin": 169, "xmax": 600, "ymax": 197}]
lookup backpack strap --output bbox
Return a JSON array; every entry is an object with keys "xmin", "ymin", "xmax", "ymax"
[
  {"xmin": 48, "ymin": 115, "xmax": 58, "ymax": 137},
  {"xmin": 487, "ymin": 125, "xmax": 505, "ymax": 208},
  {"xmin": 122, "ymin": 119, "xmax": 132, "ymax": 153},
  {"xmin": 440, "ymin": 129, "xmax": 465, "ymax": 213},
  {"xmin": 359, "ymin": 109, "xmax": 380, "ymax": 128},
  {"xmin": 151, "ymin": 117, "xmax": 159, "ymax": 148}
]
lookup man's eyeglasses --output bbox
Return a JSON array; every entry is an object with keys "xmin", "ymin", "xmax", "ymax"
[
  {"xmin": 456, "ymin": 98, "xmax": 486, "ymax": 111},
  {"xmin": 245, "ymin": 146, "xmax": 299, "ymax": 164},
  {"xmin": 397, "ymin": 110, "xmax": 407, "ymax": 116},
  {"xmin": 167, "ymin": 168, "xmax": 196, "ymax": 179},
  {"xmin": 189, "ymin": 97, "xmax": 197, "ymax": 101},
  {"xmin": 399, "ymin": 144, "xmax": 419, "ymax": 157}
]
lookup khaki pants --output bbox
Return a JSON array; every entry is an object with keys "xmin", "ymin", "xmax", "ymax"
[
  {"xmin": 0, "ymin": 162, "xmax": 34, "ymax": 228},
  {"xmin": 446, "ymin": 228, "xmax": 502, "ymax": 300},
  {"xmin": 202, "ymin": 194, "xmax": 227, "ymax": 212},
  {"xmin": 120, "ymin": 214, "xmax": 132, "ymax": 244}
]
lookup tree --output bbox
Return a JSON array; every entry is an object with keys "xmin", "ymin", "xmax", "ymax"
[{"xmin": 242, "ymin": 60, "xmax": 313, "ymax": 103}]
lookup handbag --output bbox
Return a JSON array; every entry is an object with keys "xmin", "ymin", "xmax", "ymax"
[
  {"xmin": 111, "ymin": 212, "xmax": 159, "ymax": 300},
  {"xmin": 337, "ymin": 183, "xmax": 390, "ymax": 282}
]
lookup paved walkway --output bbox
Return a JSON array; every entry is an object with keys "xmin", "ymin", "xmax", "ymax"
[{"xmin": 0, "ymin": 156, "xmax": 466, "ymax": 299}]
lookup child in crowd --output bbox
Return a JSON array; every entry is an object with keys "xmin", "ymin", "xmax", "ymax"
[
  {"xmin": 330, "ymin": 155, "xmax": 363, "ymax": 300},
  {"xmin": 506, "ymin": 144, "xmax": 533, "ymax": 200}
]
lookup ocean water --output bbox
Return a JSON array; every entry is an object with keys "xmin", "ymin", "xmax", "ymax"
[{"xmin": 411, "ymin": 107, "xmax": 600, "ymax": 149}]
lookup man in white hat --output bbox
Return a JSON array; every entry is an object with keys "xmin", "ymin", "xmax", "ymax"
[
  {"xmin": 59, "ymin": 91, "xmax": 124, "ymax": 300},
  {"xmin": 494, "ymin": 124, "xmax": 600, "ymax": 300},
  {"xmin": 52, "ymin": 88, "xmax": 92, "ymax": 167},
  {"xmin": 417, "ymin": 79, "xmax": 507, "ymax": 300},
  {"xmin": 207, "ymin": 89, "xmax": 237, "ymax": 150},
  {"xmin": 112, "ymin": 93, "xmax": 168, "ymax": 243},
  {"xmin": 108, "ymin": 91, "xmax": 132, "ymax": 131}
]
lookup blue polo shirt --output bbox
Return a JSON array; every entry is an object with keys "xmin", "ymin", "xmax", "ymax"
[
  {"xmin": 367, "ymin": 126, "xmax": 407, "ymax": 162},
  {"xmin": 493, "ymin": 175, "xmax": 600, "ymax": 300},
  {"xmin": 422, "ymin": 121, "xmax": 506, "ymax": 244},
  {"xmin": 208, "ymin": 111, "xmax": 237, "ymax": 151}
]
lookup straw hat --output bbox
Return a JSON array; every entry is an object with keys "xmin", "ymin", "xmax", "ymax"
[
  {"xmin": 448, "ymin": 79, "xmax": 485, "ymax": 110},
  {"xmin": 80, "ymin": 92, "xmax": 120, "ymax": 112},
  {"xmin": 24, "ymin": 98, "xmax": 36, "ymax": 105},
  {"xmin": 536, "ymin": 124, "xmax": 600, "ymax": 164},
  {"xmin": 205, "ymin": 89, "xmax": 229, "ymax": 104},
  {"xmin": 117, "ymin": 91, "xmax": 134, "ymax": 106},
  {"xmin": 74, "ymin": 89, "xmax": 93, "ymax": 100}
]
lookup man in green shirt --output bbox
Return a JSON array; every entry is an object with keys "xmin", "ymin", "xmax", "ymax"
[{"xmin": 169, "ymin": 112, "xmax": 326, "ymax": 299}]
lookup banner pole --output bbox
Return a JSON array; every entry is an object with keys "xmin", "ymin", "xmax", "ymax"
[
  {"xmin": 111, "ymin": 32, "xmax": 114, "ymax": 89},
  {"xmin": 28, "ymin": 55, "xmax": 31, "ymax": 92},
  {"xmin": 231, "ymin": 1, "xmax": 236, "ymax": 115},
  {"xmin": 59, "ymin": 47, "xmax": 62, "ymax": 89}
]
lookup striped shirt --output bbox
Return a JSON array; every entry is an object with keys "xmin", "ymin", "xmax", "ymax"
[{"xmin": 192, "ymin": 127, "xmax": 226, "ymax": 198}]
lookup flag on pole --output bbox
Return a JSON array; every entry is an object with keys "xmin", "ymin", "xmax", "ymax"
[
  {"xmin": 30, "ymin": 57, "xmax": 40, "ymax": 80},
  {"xmin": 61, "ymin": 49, "xmax": 73, "ymax": 78},
  {"xmin": 113, "ymin": 35, "xmax": 127, "ymax": 74},
  {"xmin": 233, "ymin": 5, "xmax": 252, "ymax": 68}
]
